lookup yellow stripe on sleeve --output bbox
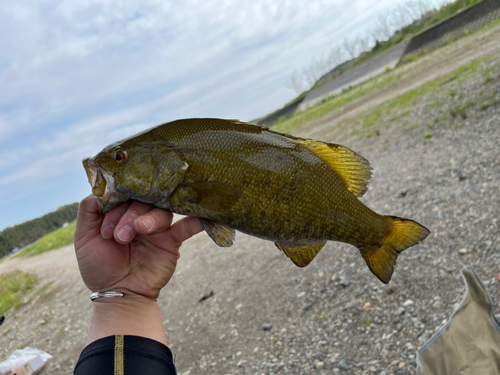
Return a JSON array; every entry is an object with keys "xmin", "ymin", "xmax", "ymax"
[{"xmin": 114, "ymin": 335, "xmax": 125, "ymax": 375}]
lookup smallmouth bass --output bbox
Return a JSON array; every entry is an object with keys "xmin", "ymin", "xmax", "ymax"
[{"xmin": 83, "ymin": 118, "xmax": 429, "ymax": 283}]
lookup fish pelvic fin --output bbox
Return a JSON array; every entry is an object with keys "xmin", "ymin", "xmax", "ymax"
[
  {"xmin": 362, "ymin": 216, "xmax": 430, "ymax": 284},
  {"xmin": 276, "ymin": 242, "xmax": 327, "ymax": 267},
  {"xmin": 200, "ymin": 218, "xmax": 235, "ymax": 247}
]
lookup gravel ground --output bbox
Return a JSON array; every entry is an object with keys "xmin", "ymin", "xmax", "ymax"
[{"xmin": 1, "ymin": 25, "xmax": 499, "ymax": 375}]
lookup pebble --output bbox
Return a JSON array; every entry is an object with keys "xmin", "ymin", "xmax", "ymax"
[
  {"xmin": 297, "ymin": 291, "xmax": 306, "ymax": 298},
  {"xmin": 338, "ymin": 359, "xmax": 349, "ymax": 371},
  {"xmin": 433, "ymin": 299, "xmax": 444, "ymax": 309},
  {"xmin": 315, "ymin": 361, "xmax": 325, "ymax": 370},
  {"xmin": 402, "ymin": 299, "xmax": 414, "ymax": 307},
  {"xmin": 339, "ymin": 278, "xmax": 351, "ymax": 287},
  {"xmin": 399, "ymin": 361, "xmax": 405, "ymax": 369},
  {"xmin": 458, "ymin": 248, "xmax": 467, "ymax": 254},
  {"xmin": 333, "ymin": 369, "xmax": 340, "ymax": 373},
  {"xmin": 304, "ymin": 302, "xmax": 314, "ymax": 310},
  {"xmin": 410, "ymin": 359, "xmax": 417, "ymax": 367},
  {"xmin": 262, "ymin": 324, "xmax": 272, "ymax": 331},
  {"xmin": 397, "ymin": 307, "xmax": 406, "ymax": 315}
]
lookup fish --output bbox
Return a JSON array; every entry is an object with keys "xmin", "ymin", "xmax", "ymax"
[{"xmin": 83, "ymin": 118, "xmax": 429, "ymax": 283}]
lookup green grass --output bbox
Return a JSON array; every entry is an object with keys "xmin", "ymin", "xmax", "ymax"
[
  {"xmin": 273, "ymin": 55, "xmax": 484, "ymax": 136},
  {"xmin": 16, "ymin": 221, "xmax": 76, "ymax": 258},
  {"xmin": 450, "ymin": 101, "xmax": 475, "ymax": 119},
  {"xmin": 0, "ymin": 271, "xmax": 37, "ymax": 315},
  {"xmin": 344, "ymin": 59, "xmax": 482, "ymax": 132},
  {"xmin": 390, "ymin": 109, "xmax": 412, "ymax": 121}
]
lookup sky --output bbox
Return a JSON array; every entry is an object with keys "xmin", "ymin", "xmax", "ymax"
[{"xmin": 0, "ymin": 0, "xmax": 430, "ymax": 231}]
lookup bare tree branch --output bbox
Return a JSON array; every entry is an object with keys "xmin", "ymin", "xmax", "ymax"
[
  {"xmin": 356, "ymin": 32, "xmax": 374, "ymax": 53},
  {"xmin": 342, "ymin": 37, "xmax": 358, "ymax": 59},
  {"xmin": 286, "ymin": 71, "xmax": 305, "ymax": 94}
]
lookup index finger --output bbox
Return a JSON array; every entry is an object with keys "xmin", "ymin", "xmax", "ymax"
[{"xmin": 161, "ymin": 216, "xmax": 204, "ymax": 249}]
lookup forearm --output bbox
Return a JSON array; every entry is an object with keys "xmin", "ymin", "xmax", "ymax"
[{"xmin": 87, "ymin": 291, "xmax": 167, "ymax": 346}]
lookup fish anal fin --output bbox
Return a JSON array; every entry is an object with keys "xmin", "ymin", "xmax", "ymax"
[
  {"xmin": 305, "ymin": 141, "xmax": 372, "ymax": 197},
  {"xmin": 200, "ymin": 218, "xmax": 235, "ymax": 247},
  {"xmin": 187, "ymin": 182, "xmax": 242, "ymax": 212},
  {"xmin": 275, "ymin": 242, "xmax": 327, "ymax": 267},
  {"xmin": 361, "ymin": 216, "xmax": 430, "ymax": 283}
]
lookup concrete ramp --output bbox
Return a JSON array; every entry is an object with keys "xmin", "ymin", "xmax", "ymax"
[{"xmin": 299, "ymin": 42, "xmax": 409, "ymax": 111}]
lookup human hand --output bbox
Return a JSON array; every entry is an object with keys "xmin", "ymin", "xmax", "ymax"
[{"xmin": 74, "ymin": 195, "xmax": 204, "ymax": 300}]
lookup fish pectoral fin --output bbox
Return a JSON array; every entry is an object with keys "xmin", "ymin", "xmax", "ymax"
[
  {"xmin": 200, "ymin": 218, "xmax": 235, "ymax": 247},
  {"xmin": 275, "ymin": 242, "xmax": 327, "ymax": 267},
  {"xmin": 361, "ymin": 216, "xmax": 430, "ymax": 284},
  {"xmin": 303, "ymin": 141, "xmax": 372, "ymax": 197},
  {"xmin": 187, "ymin": 182, "xmax": 242, "ymax": 212}
]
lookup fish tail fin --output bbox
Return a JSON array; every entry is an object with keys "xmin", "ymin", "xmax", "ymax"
[{"xmin": 361, "ymin": 216, "xmax": 430, "ymax": 284}]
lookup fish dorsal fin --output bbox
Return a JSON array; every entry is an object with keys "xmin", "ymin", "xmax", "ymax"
[
  {"xmin": 262, "ymin": 128, "xmax": 372, "ymax": 197},
  {"xmin": 225, "ymin": 122, "xmax": 372, "ymax": 196},
  {"xmin": 275, "ymin": 242, "xmax": 327, "ymax": 267},
  {"xmin": 305, "ymin": 141, "xmax": 372, "ymax": 197},
  {"xmin": 200, "ymin": 218, "xmax": 235, "ymax": 247}
]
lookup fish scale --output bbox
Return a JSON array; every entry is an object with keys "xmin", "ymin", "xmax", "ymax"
[{"xmin": 83, "ymin": 118, "xmax": 429, "ymax": 283}]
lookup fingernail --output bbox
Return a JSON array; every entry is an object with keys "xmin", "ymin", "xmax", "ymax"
[
  {"xmin": 117, "ymin": 226, "xmax": 133, "ymax": 242},
  {"xmin": 101, "ymin": 223, "xmax": 115, "ymax": 239},
  {"xmin": 139, "ymin": 217, "xmax": 155, "ymax": 232}
]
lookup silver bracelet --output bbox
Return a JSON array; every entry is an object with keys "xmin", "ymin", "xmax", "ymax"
[{"xmin": 90, "ymin": 291, "xmax": 124, "ymax": 301}]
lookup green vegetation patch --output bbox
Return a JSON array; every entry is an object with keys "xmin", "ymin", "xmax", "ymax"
[
  {"xmin": 343, "ymin": 59, "xmax": 482, "ymax": 134},
  {"xmin": 0, "ymin": 202, "xmax": 79, "ymax": 258},
  {"xmin": 0, "ymin": 270, "xmax": 37, "ymax": 315},
  {"xmin": 16, "ymin": 221, "xmax": 76, "ymax": 258}
]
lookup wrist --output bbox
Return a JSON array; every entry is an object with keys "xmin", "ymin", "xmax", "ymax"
[{"xmin": 87, "ymin": 290, "xmax": 167, "ymax": 346}]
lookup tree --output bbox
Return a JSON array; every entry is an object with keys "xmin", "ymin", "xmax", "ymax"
[
  {"xmin": 328, "ymin": 44, "xmax": 347, "ymax": 68},
  {"xmin": 286, "ymin": 71, "xmax": 305, "ymax": 95},
  {"xmin": 356, "ymin": 32, "xmax": 374, "ymax": 53},
  {"xmin": 374, "ymin": 13, "xmax": 393, "ymax": 41},
  {"xmin": 342, "ymin": 37, "xmax": 358, "ymax": 60}
]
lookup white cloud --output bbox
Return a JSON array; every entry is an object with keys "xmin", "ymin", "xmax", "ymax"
[{"xmin": 0, "ymin": 0, "xmax": 416, "ymax": 229}]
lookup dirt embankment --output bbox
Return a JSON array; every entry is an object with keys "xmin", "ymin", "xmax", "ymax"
[{"xmin": 1, "ymin": 23, "xmax": 500, "ymax": 375}]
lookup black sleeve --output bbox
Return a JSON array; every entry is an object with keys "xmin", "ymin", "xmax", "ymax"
[{"xmin": 74, "ymin": 335, "xmax": 176, "ymax": 375}]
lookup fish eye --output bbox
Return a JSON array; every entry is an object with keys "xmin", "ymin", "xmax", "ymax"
[{"xmin": 113, "ymin": 150, "xmax": 127, "ymax": 164}]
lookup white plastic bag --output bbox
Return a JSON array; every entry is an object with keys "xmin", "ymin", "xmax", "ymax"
[{"xmin": 0, "ymin": 347, "xmax": 52, "ymax": 375}]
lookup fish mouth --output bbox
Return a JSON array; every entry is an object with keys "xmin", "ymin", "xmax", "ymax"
[{"xmin": 83, "ymin": 157, "xmax": 117, "ymax": 214}]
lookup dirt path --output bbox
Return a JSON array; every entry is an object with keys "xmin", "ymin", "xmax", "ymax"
[{"xmin": 1, "ymin": 23, "xmax": 500, "ymax": 375}]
